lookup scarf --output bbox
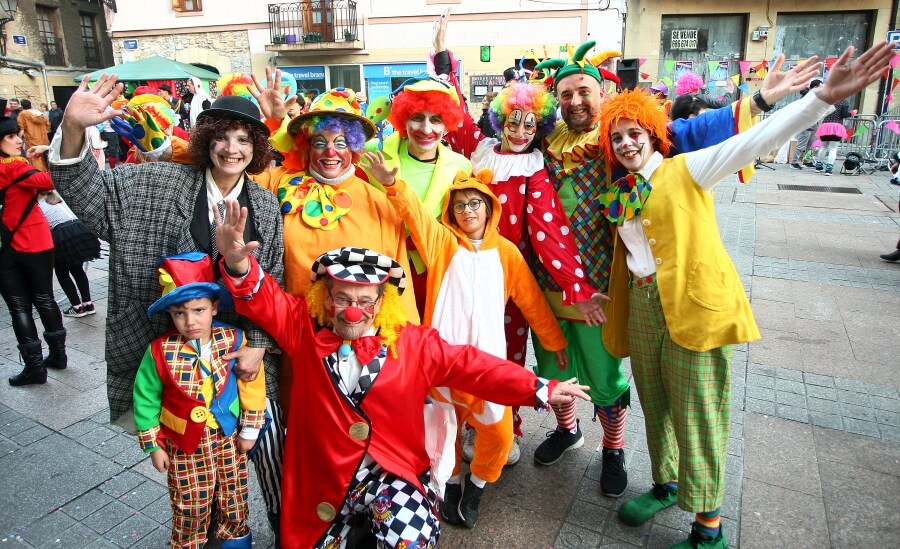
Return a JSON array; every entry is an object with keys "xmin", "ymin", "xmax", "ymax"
[{"xmin": 276, "ymin": 172, "xmax": 353, "ymax": 230}]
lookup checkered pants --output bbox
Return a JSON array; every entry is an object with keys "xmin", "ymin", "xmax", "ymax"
[
  {"xmin": 165, "ymin": 427, "xmax": 250, "ymax": 548},
  {"xmin": 318, "ymin": 459, "xmax": 440, "ymax": 549},
  {"xmin": 627, "ymin": 277, "xmax": 732, "ymax": 512}
]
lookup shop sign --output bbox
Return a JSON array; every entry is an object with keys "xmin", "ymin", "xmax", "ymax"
[{"xmin": 671, "ymin": 30, "xmax": 698, "ymax": 50}]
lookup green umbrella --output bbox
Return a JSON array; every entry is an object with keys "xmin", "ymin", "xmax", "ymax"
[{"xmin": 74, "ymin": 55, "xmax": 220, "ymax": 83}]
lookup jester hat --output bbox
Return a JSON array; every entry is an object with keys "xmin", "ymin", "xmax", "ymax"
[
  {"xmin": 535, "ymin": 40, "xmax": 604, "ymax": 90},
  {"xmin": 147, "ymin": 252, "xmax": 232, "ymax": 317}
]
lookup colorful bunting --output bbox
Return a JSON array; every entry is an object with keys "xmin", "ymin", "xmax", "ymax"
[
  {"xmin": 824, "ymin": 57, "xmax": 838, "ymax": 70},
  {"xmin": 739, "ymin": 61, "xmax": 751, "ymax": 75},
  {"xmin": 638, "ymin": 57, "xmax": 647, "ymax": 67},
  {"xmin": 665, "ymin": 60, "xmax": 676, "ymax": 73},
  {"xmin": 891, "ymin": 53, "xmax": 900, "ymax": 69},
  {"xmin": 756, "ymin": 67, "xmax": 767, "ymax": 78},
  {"xmin": 738, "ymin": 83, "xmax": 750, "ymax": 94},
  {"xmin": 892, "ymin": 77, "xmax": 900, "ymax": 91},
  {"xmin": 730, "ymin": 74, "xmax": 741, "ymax": 85},
  {"xmin": 708, "ymin": 61, "xmax": 719, "ymax": 75},
  {"xmin": 885, "ymin": 120, "xmax": 900, "ymax": 135},
  {"xmin": 852, "ymin": 125, "xmax": 868, "ymax": 138},
  {"xmin": 640, "ymin": 72, "xmax": 650, "ymax": 80}
]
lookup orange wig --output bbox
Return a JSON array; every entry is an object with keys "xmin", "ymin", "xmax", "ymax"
[
  {"xmin": 597, "ymin": 88, "xmax": 672, "ymax": 170},
  {"xmin": 387, "ymin": 89, "xmax": 463, "ymax": 137}
]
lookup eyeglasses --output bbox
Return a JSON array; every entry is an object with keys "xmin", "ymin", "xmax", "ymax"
[
  {"xmin": 328, "ymin": 291, "xmax": 379, "ymax": 310},
  {"xmin": 452, "ymin": 198, "xmax": 484, "ymax": 215}
]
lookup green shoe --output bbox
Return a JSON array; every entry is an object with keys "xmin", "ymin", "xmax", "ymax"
[
  {"xmin": 668, "ymin": 523, "xmax": 727, "ymax": 548},
  {"xmin": 618, "ymin": 483, "xmax": 677, "ymax": 526}
]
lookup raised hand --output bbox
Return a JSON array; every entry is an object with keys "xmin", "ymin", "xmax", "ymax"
[
  {"xmin": 549, "ymin": 377, "xmax": 591, "ymax": 406},
  {"xmin": 759, "ymin": 54, "xmax": 822, "ymax": 105},
  {"xmin": 361, "ymin": 151, "xmax": 399, "ymax": 187},
  {"xmin": 60, "ymin": 75, "xmax": 122, "ymax": 159},
  {"xmin": 251, "ymin": 67, "xmax": 295, "ymax": 122},
  {"xmin": 816, "ymin": 41, "xmax": 895, "ymax": 105},
  {"xmin": 215, "ymin": 199, "xmax": 260, "ymax": 276},
  {"xmin": 433, "ymin": 7, "xmax": 450, "ymax": 52}
]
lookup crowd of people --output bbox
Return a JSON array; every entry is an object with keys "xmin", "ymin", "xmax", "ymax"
[{"xmin": 1, "ymin": 13, "xmax": 896, "ymax": 548}]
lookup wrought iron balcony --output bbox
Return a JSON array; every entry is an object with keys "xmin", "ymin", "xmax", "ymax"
[{"xmin": 267, "ymin": 0, "xmax": 359, "ymax": 49}]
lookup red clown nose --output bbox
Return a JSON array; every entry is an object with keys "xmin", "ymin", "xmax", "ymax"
[{"xmin": 342, "ymin": 306, "xmax": 363, "ymax": 323}]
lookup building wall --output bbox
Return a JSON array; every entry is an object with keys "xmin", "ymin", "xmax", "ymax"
[{"xmin": 624, "ymin": 0, "xmax": 897, "ymax": 112}]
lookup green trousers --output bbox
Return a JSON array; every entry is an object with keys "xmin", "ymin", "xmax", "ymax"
[
  {"xmin": 628, "ymin": 278, "xmax": 731, "ymax": 512},
  {"xmin": 533, "ymin": 320, "xmax": 630, "ymax": 408}
]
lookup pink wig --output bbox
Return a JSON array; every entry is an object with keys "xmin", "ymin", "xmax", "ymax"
[{"xmin": 675, "ymin": 72, "xmax": 705, "ymax": 96}]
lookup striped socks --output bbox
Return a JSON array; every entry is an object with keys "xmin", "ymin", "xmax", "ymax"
[
  {"xmin": 596, "ymin": 400, "xmax": 627, "ymax": 449},
  {"xmin": 553, "ymin": 399, "xmax": 578, "ymax": 433},
  {"xmin": 695, "ymin": 509, "xmax": 721, "ymax": 538}
]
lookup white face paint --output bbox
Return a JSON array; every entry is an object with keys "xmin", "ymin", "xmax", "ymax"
[
  {"xmin": 309, "ymin": 130, "xmax": 353, "ymax": 179},
  {"xmin": 610, "ymin": 119, "xmax": 654, "ymax": 172},
  {"xmin": 501, "ymin": 109, "xmax": 538, "ymax": 153},
  {"xmin": 405, "ymin": 110, "xmax": 445, "ymax": 159},
  {"xmin": 208, "ymin": 128, "xmax": 253, "ymax": 183}
]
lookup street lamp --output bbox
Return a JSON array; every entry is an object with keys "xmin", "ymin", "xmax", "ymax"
[{"xmin": 0, "ymin": 0, "xmax": 20, "ymax": 58}]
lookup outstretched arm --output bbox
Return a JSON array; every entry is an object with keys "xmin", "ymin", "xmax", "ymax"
[{"xmin": 59, "ymin": 75, "xmax": 122, "ymax": 159}]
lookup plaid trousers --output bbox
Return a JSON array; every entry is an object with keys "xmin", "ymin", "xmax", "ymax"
[
  {"xmin": 627, "ymin": 277, "xmax": 732, "ymax": 513},
  {"xmin": 166, "ymin": 427, "xmax": 250, "ymax": 548}
]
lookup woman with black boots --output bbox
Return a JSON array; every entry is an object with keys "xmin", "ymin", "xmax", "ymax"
[{"xmin": 0, "ymin": 116, "xmax": 67, "ymax": 386}]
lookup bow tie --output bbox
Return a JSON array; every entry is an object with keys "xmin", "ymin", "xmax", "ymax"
[
  {"xmin": 314, "ymin": 329, "xmax": 384, "ymax": 364},
  {"xmin": 599, "ymin": 172, "xmax": 652, "ymax": 225}
]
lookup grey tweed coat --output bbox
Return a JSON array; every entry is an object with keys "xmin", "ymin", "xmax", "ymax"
[{"xmin": 51, "ymin": 155, "xmax": 284, "ymax": 421}]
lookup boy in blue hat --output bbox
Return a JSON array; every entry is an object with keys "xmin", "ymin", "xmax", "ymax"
[{"xmin": 133, "ymin": 252, "xmax": 266, "ymax": 549}]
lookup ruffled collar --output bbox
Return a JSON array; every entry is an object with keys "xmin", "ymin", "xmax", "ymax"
[
  {"xmin": 276, "ymin": 171, "xmax": 353, "ymax": 230},
  {"xmin": 470, "ymin": 139, "xmax": 544, "ymax": 180}
]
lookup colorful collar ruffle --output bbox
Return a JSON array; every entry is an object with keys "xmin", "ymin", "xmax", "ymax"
[
  {"xmin": 598, "ymin": 172, "xmax": 652, "ymax": 225},
  {"xmin": 276, "ymin": 173, "xmax": 352, "ymax": 230}
]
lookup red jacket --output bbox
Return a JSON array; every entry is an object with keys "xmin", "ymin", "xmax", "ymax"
[
  {"xmin": 1, "ymin": 156, "xmax": 53, "ymax": 252},
  {"xmin": 223, "ymin": 257, "xmax": 556, "ymax": 549}
]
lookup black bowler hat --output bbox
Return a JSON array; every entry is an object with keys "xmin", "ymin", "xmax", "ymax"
[{"xmin": 197, "ymin": 95, "xmax": 270, "ymax": 136}]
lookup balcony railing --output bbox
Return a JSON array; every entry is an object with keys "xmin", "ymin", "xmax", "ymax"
[{"xmin": 268, "ymin": 1, "xmax": 358, "ymax": 45}]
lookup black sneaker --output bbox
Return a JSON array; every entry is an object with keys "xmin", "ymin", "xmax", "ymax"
[
  {"xmin": 440, "ymin": 482, "xmax": 463, "ymax": 526},
  {"xmin": 457, "ymin": 474, "xmax": 484, "ymax": 529},
  {"xmin": 534, "ymin": 420, "xmax": 584, "ymax": 465},
  {"xmin": 790, "ymin": 163, "xmax": 803, "ymax": 170},
  {"xmin": 62, "ymin": 305, "xmax": 87, "ymax": 318},
  {"xmin": 82, "ymin": 301, "xmax": 96, "ymax": 315},
  {"xmin": 600, "ymin": 447, "xmax": 627, "ymax": 497}
]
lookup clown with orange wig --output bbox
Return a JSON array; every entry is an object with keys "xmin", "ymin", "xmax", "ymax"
[
  {"xmin": 429, "ymin": 12, "xmax": 604, "ymax": 470},
  {"xmin": 597, "ymin": 43, "xmax": 894, "ymax": 549}
]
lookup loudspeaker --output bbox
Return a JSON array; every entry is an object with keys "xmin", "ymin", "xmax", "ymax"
[{"xmin": 617, "ymin": 58, "xmax": 639, "ymax": 91}]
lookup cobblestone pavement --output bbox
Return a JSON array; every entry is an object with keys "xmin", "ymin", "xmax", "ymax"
[{"xmin": 0, "ymin": 162, "xmax": 897, "ymax": 548}]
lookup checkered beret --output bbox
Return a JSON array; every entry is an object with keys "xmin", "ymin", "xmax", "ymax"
[{"xmin": 310, "ymin": 247, "xmax": 407, "ymax": 294}]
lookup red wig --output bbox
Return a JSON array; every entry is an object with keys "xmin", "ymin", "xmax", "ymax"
[
  {"xmin": 598, "ymin": 88, "xmax": 672, "ymax": 170},
  {"xmin": 387, "ymin": 89, "xmax": 463, "ymax": 137}
]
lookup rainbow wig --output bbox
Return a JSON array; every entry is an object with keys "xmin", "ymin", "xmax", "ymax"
[
  {"xmin": 305, "ymin": 278, "xmax": 406, "ymax": 358},
  {"xmin": 387, "ymin": 89, "xmax": 463, "ymax": 138},
  {"xmin": 217, "ymin": 73, "xmax": 259, "ymax": 106},
  {"xmin": 281, "ymin": 115, "xmax": 368, "ymax": 172},
  {"xmin": 597, "ymin": 89, "xmax": 672, "ymax": 170},
  {"xmin": 675, "ymin": 72, "xmax": 705, "ymax": 96},
  {"xmin": 488, "ymin": 81, "xmax": 557, "ymax": 138}
]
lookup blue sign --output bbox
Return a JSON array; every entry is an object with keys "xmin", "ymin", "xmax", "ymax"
[
  {"xmin": 12, "ymin": 35, "xmax": 26, "ymax": 45},
  {"xmin": 281, "ymin": 65, "xmax": 326, "ymax": 80},
  {"xmin": 888, "ymin": 30, "xmax": 900, "ymax": 50},
  {"xmin": 363, "ymin": 63, "xmax": 427, "ymax": 79},
  {"xmin": 366, "ymin": 79, "xmax": 392, "ymax": 98},
  {"xmin": 123, "ymin": 39, "xmax": 138, "ymax": 50}
]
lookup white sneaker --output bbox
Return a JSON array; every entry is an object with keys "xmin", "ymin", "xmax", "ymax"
[
  {"xmin": 461, "ymin": 427, "xmax": 476, "ymax": 463},
  {"xmin": 506, "ymin": 439, "xmax": 521, "ymax": 466}
]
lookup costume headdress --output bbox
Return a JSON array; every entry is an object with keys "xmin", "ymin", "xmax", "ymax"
[
  {"xmin": 675, "ymin": 72, "xmax": 705, "ymax": 96},
  {"xmin": 534, "ymin": 40, "xmax": 604, "ymax": 90},
  {"xmin": 310, "ymin": 247, "xmax": 407, "ymax": 294},
  {"xmin": 366, "ymin": 76, "xmax": 463, "ymax": 141},
  {"xmin": 147, "ymin": 252, "xmax": 232, "ymax": 316},
  {"xmin": 288, "ymin": 88, "xmax": 375, "ymax": 140},
  {"xmin": 197, "ymin": 95, "xmax": 269, "ymax": 136},
  {"xmin": 597, "ymin": 88, "xmax": 671, "ymax": 170},
  {"xmin": 216, "ymin": 73, "xmax": 258, "ymax": 106}
]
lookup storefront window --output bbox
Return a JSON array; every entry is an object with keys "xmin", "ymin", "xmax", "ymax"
[
  {"xmin": 659, "ymin": 14, "xmax": 745, "ymax": 98},
  {"xmin": 329, "ymin": 65, "xmax": 362, "ymax": 92}
]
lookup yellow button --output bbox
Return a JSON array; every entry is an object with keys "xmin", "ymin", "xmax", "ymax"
[
  {"xmin": 349, "ymin": 422, "xmax": 370, "ymax": 440},
  {"xmin": 648, "ymin": 238, "xmax": 657, "ymax": 246},
  {"xmin": 655, "ymin": 258, "xmax": 663, "ymax": 265},
  {"xmin": 189, "ymin": 406, "xmax": 209, "ymax": 422},
  {"xmin": 642, "ymin": 219, "xmax": 651, "ymax": 226},
  {"xmin": 316, "ymin": 502, "xmax": 336, "ymax": 522}
]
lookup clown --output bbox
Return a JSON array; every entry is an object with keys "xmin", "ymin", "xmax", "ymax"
[
  {"xmin": 214, "ymin": 199, "xmax": 593, "ymax": 548},
  {"xmin": 358, "ymin": 74, "xmax": 472, "ymax": 312},
  {"xmin": 430, "ymin": 12, "xmax": 605, "ymax": 467},
  {"xmin": 598, "ymin": 43, "xmax": 893, "ymax": 549}
]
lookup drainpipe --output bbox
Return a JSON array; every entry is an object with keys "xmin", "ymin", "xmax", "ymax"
[
  {"xmin": 877, "ymin": 3, "xmax": 899, "ymax": 115},
  {"xmin": 0, "ymin": 54, "xmax": 52, "ymax": 104}
]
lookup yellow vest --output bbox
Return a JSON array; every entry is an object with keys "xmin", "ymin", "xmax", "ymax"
[{"xmin": 603, "ymin": 155, "xmax": 760, "ymax": 356}]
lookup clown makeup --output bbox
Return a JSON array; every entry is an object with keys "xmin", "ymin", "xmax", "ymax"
[
  {"xmin": 405, "ymin": 110, "xmax": 445, "ymax": 161},
  {"xmin": 310, "ymin": 130, "xmax": 353, "ymax": 180},
  {"xmin": 557, "ymin": 74, "xmax": 602, "ymax": 133},
  {"xmin": 610, "ymin": 119, "xmax": 654, "ymax": 172},
  {"xmin": 501, "ymin": 109, "xmax": 538, "ymax": 153},
  {"xmin": 208, "ymin": 128, "xmax": 253, "ymax": 189},
  {"xmin": 327, "ymin": 280, "xmax": 383, "ymax": 341}
]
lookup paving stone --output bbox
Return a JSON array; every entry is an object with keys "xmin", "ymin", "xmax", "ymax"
[
  {"xmin": 137, "ymin": 495, "xmax": 171, "ymax": 524},
  {"xmin": 818, "ymin": 458, "xmax": 900, "ymax": 548},
  {"xmin": 871, "ymin": 395, "xmax": 900, "ymax": 413},
  {"xmin": 808, "ymin": 411, "xmax": 843, "ymax": 430},
  {"xmin": 93, "ymin": 434, "xmax": 135, "ymax": 460},
  {"xmin": 647, "ymin": 523, "xmax": 690, "ymax": 548},
  {"xmin": 117, "ymin": 481, "xmax": 168, "ymax": 513},
  {"xmin": 803, "ymin": 372, "xmax": 834, "ymax": 387},
  {"xmin": 777, "ymin": 404, "xmax": 809, "ymax": 423},
  {"xmin": 746, "ymin": 373, "xmax": 774, "ymax": 389},
  {"xmin": 76, "ymin": 425, "xmax": 119, "ymax": 449},
  {"xmin": 134, "ymin": 527, "xmax": 170, "ymax": 548},
  {"xmin": 864, "ymin": 384, "xmax": 899, "ymax": 400},
  {"xmin": 18, "ymin": 510, "xmax": 76, "ymax": 547},
  {"xmin": 775, "ymin": 378, "xmax": 805, "ymax": 395},
  {"xmin": 745, "ymin": 398, "xmax": 775, "ymax": 416},
  {"xmin": 740, "ymin": 479, "xmax": 829, "ymax": 548},
  {"xmin": 81, "ymin": 501, "xmax": 135, "ymax": 535},
  {"xmin": 104, "ymin": 513, "xmax": 158, "ymax": 548},
  {"xmin": 744, "ymin": 413, "xmax": 822, "ymax": 497},
  {"xmin": 805, "ymin": 384, "xmax": 837, "ymax": 401},
  {"xmin": 807, "ymin": 396, "xmax": 840, "ymax": 414},
  {"xmin": 839, "ymin": 402, "xmax": 877, "ymax": 422},
  {"xmin": 99, "ymin": 471, "xmax": 145, "ymax": 499},
  {"xmin": 59, "ymin": 420, "xmax": 100, "ymax": 440},
  {"xmin": 747, "ymin": 363, "xmax": 777, "ymax": 378},
  {"xmin": 0, "ymin": 417, "xmax": 38, "ymax": 437},
  {"xmin": 61, "ymin": 490, "xmax": 115, "ymax": 521},
  {"xmin": 874, "ymin": 408, "xmax": 900, "ymax": 428},
  {"xmin": 834, "ymin": 377, "xmax": 869, "ymax": 392},
  {"xmin": 745, "ymin": 385, "xmax": 774, "ymax": 402},
  {"xmin": 775, "ymin": 391, "xmax": 806, "ymax": 407},
  {"xmin": 774, "ymin": 367, "xmax": 803, "ymax": 381},
  {"xmin": 842, "ymin": 417, "xmax": 881, "ymax": 438},
  {"xmin": 878, "ymin": 424, "xmax": 900, "ymax": 443},
  {"xmin": 36, "ymin": 524, "xmax": 101, "ymax": 548}
]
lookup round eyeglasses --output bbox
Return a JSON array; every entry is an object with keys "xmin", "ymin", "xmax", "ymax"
[{"xmin": 452, "ymin": 198, "xmax": 484, "ymax": 215}]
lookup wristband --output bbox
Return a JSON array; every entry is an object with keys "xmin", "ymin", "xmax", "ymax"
[{"xmin": 753, "ymin": 91, "xmax": 773, "ymax": 113}]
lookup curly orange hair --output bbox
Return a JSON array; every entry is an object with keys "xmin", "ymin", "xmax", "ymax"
[
  {"xmin": 388, "ymin": 90, "xmax": 463, "ymax": 137},
  {"xmin": 597, "ymin": 88, "xmax": 672, "ymax": 170},
  {"xmin": 305, "ymin": 279, "xmax": 406, "ymax": 358}
]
